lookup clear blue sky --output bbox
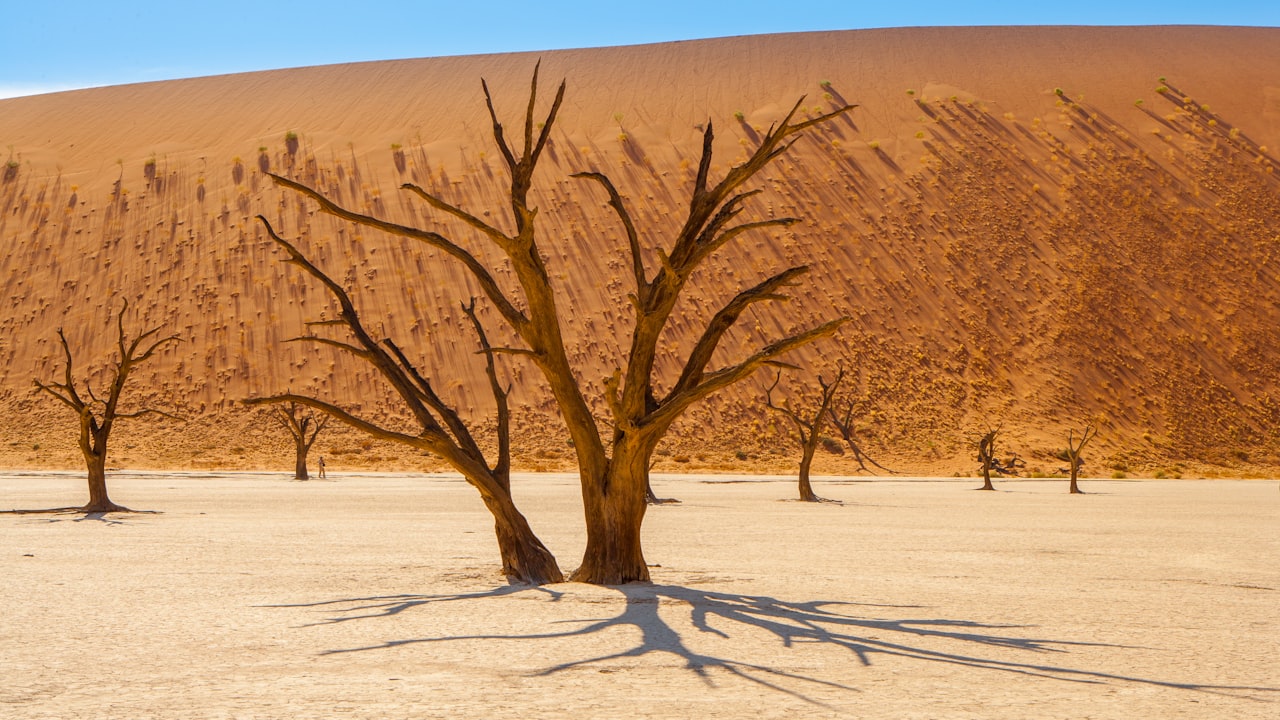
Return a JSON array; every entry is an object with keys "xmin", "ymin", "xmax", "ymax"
[{"xmin": 3, "ymin": 1, "xmax": 1277, "ymax": 98}]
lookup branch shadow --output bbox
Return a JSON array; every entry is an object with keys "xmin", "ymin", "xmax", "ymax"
[
  {"xmin": 1, "ymin": 508, "xmax": 159, "ymax": 525},
  {"xmin": 268, "ymin": 584, "xmax": 1279, "ymax": 707}
]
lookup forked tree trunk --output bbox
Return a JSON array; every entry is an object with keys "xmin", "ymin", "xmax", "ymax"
[{"xmin": 571, "ymin": 444, "xmax": 650, "ymax": 584}]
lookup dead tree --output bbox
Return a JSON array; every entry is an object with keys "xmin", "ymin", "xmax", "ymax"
[
  {"xmin": 765, "ymin": 368, "xmax": 843, "ymax": 502},
  {"xmin": 31, "ymin": 301, "xmax": 180, "ymax": 513},
  {"xmin": 246, "ymin": 226, "xmax": 563, "ymax": 585},
  {"xmin": 264, "ymin": 65, "xmax": 852, "ymax": 583},
  {"xmin": 976, "ymin": 428, "xmax": 1000, "ymax": 491},
  {"xmin": 271, "ymin": 401, "xmax": 329, "ymax": 480},
  {"xmin": 1064, "ymin": 425, "xmax": 1096, "ymax": 494}
]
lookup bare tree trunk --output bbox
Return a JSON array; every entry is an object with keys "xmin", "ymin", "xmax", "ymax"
[
  {"xmin": 572, "ymin": 444, "xmax": 650, "ymax": 584},
  {"xmin": 1069, "ymin": 462, "xmax": 1083, "ymax": 494},
  {"xmin": 977, "ymin": 429, "xmax": 998, "ymax": 491},
  {"xmin": 294, "ymin": 436, "xmax": 310, "ymax": 480},
  {"xmin": 82, "ymin": 446, "xmax": 125, "ymax": 513},
  {"xmin": 798, "ymin": 439, "xmax": 820, "ymax": 502},
  {"xmin": 480, "ymin": 490, "xmax": 564, "ymax": 584}
]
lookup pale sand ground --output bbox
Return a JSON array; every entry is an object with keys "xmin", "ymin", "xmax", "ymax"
[{"xmin": 3, "ymin": 472, "xmax": 1277, "ymax": 719}]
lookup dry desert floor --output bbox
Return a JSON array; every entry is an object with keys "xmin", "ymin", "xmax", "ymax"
[{"xmin": 3, "ymin": 472, "xmax": 1278, "ymax": 719}]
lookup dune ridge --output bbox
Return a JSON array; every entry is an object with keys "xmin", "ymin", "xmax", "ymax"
[{"xmin": 1, "ymin": 26, "xmax": 1279, "ymax": 476}]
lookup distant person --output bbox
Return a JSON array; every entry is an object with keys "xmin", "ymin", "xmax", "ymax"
[{"xmin": 318, "ymin": 456, "xmax": 327, "ymax": 480}]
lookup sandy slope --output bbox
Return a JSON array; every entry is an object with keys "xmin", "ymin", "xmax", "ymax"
[
  {"xmin": 2, "ymin": 472, "xmax": 1277, "ymax": 718},
  {"xmin": 1, "ymin": 27, "xmax": 1280, "ymax": 475}
]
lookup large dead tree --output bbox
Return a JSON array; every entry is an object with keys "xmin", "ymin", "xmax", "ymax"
[
  {"xmin": 246, "ymin": 226, "xmax": 563, "ymax": 585},
  {"xmin": 264, "ymin": 65, "xmax": 851, "ymax": 583},
  {"xmin": 31, "ymin": 301, "xmax": 180, "ymax": 513},
  {"xmin": 271, "ymin": 401, "xmax": 329, "ymax": 480},
  {"xmin": 765, "ymin": 368, "xmax": 843, "ymax": 502},
  {"xmin": 1064, "ymin": 425, "xmax": 1096, "ymax": 494}
]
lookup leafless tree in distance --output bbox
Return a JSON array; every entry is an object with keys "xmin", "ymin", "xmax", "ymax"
[
  {"xmin": 976, "ymin": 427, "xmax": 1000, "ymax": 491},
  {"xmin": 271, "ymin": 401, "xmax": 329, "ymax": 480},
  {"xmin": 1064, "ymin": 425, "xmax": 1096, "ymax": 494},
  {"xmin": 765, "ymin": 367, "xmax": 844, "ymax": 502},
  {"xmin": 263, "ymin": 65, "xmax": 853, "ymax": 583},
  {"xmin": 31, "ymin": 301, "xmax": 181, "ymax": 513}
]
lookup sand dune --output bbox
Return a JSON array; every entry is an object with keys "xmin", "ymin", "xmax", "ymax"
[{"xmin": 1, "ymin": 26, "xmax": 1279, "ymax": 476}]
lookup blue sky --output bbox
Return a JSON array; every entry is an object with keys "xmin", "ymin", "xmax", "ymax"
[{"xmin": 3, "ymin": 1, "xmax": 1277, "ymax": 98}]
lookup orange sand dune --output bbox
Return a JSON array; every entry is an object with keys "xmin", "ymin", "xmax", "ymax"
[{"xmin": 1, "ymin": 26, "xmax": 1279, "ymax": 476}]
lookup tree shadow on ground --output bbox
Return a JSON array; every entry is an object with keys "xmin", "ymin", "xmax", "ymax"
[
  {"xmin": 269, "ymin": 584, "xmax": 1278, "ymax": 707},
  {"xmin": 1, "ymin": 508, "xmax": 157, "ymax": 525}
]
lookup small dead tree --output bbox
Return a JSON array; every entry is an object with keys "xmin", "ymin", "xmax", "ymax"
[
  {"xmin": 765, "ymin": 368, "xmax": 843, "ymax": 502},
  {"xmin": 31, "ymin": 301, "xmax": 180, "ymax": 513},
  {"xmin": 1064, "ymin": 425, "xmax": 1096, "ymax": 494},
  {"xmin": 246, "ymin": 224, "xmax": 563, "ymax": 585},
  {"xmin": 976, "ymin": 427, "xmax": 1000, "ymax": 491},
  {"xmin": 271, "ymin": 401, "xmax": 329, "ymax": 480},
  {"xmin": 265, "ymin": 65, "xmax": 852, "ymax": 583}
]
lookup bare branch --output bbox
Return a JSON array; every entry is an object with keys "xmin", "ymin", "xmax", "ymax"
[
  {"xmin": 691, "ymin": 120, "xmax": 715, "ymax": 203},
  {"xmin": 382, "ymin": 337, "xmax": 479, "ymax": 456},
  {"xmin": 764, "ymin": 370, "xmax": 807, "ymax": 434},
  {"xmin": 31, "ymin": 380, "xmax": 79, "ymax": 411},
  {"xmin": 481, "ymin": 78, "xmax": 518, "ymax": 170},
  {"xmin": 477, "ymin": 346, "xmax": 541, "ymax": 359},
  {"xmin": 462, "ymin": 298, "xmax": 511, "ymax": 479},
  {"xmin": 245, "ymin": 394, "xmax": 423, "ymax": 447},
  {"xmin": 667, "ymin": 266, "xmax": 812, "ymax": 401},
  {"xmin": 530, "ymin": 79, "xmax": 566, "ymax": 167},
  {"xmin": 784, "ymin": 103, "xmax": 858, "ymax": 136},
  {"xmin": 689, "ymin": 217, "xmax": 799, "ymax": 270},
  {"xmin": 400, "ymin": 183, "xmax": 510, "ymax": 245},
  {"xmin": 650, "ymin": 317, "xmax": 849, "ymax": 430},
  {"xmin": 261, "ymin": 179, "xmax": 527, "ymax": 328},
  {"xmin": 285, "ymin": 334, "xmax": 370, "ymax": 359},
  {"xmin": 825, "ymin": 401, "xmax": 897, "ymax": 476},
  {"xmin": 115, "ymin": 408, "xmax": 184, "ymax": 422},
  {"xmin": 572, "ymin": 171, "xmax": 646, "ymax": 294}
]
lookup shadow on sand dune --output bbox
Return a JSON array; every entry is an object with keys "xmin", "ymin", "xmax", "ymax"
[{"xmin": 267, "ymin": 584, "xmax": 1278, "ymax": 707}]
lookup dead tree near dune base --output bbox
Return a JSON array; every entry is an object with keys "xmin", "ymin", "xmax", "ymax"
[
  {"xmin": 31, "ymin": 301, "xmax": 181, "ymax": 513},
  {"xmin": 265, "ymin": 64, "xmax": 853, "ymax": 584},
  {"xmin": 765, "ymin": 368, "xmax": 844, "ymax": 502},
  {"xmin": 247, "ymin": 221, "xmax": 562, "ymax": 585},
  {"xmin": 271, "ymin": 402, "xmax": 329, "ymax": 480},
  {"xmin": 976, "ymin": 428, "xmax": 1000, "ymax": 491},
  {"xmin": 1064, "ymin": 425, "xmax": 1096, "ymax": 495}
]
